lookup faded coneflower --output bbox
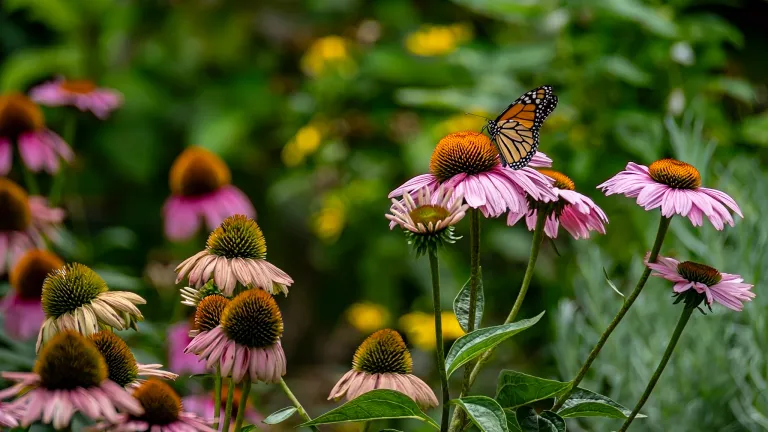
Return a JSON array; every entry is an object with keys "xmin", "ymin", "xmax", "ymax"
[
  {"xmin": 30, "ymin": 78, "xmax": 123, "ymax": 119},
  {"xmin": 386, "ymin": 186, "xmax": 468, "ymax": 255},
  {"xmin": 0, "ymin": 403, "xmax": 19, "ymax": 428},
  {"xmin": 91, "ymin": 379, "xmax": 215, "ymax": 432},
  {"xmin": 646, "ymin": 254, "xmax": 755, "ymax": 311},
  {"xmin": 0, "ymin": 92, "xmax": 73, "ymax": 175},
  {"xmin": 167, "ymin": 319, "xmax": 209, "ymax": 375},
  {"xmin": 598, "ymin": 159, "xmax": 742, "ymax": 229},
  {"xmin": 90, "ymin": 330, "xmax": 178, "ymax": 389},
  {"xmin": 180, "ymin": 280, "xmax": 223, "ymax": 308},
  {"xmin": 507, "ymin": 169, "xmax": 608, "ymax": 239},
  {"xmin": 185, "ymin": 290, "xmax": 286, "ymax": 384},
  {"xmin": 0, "ymin": 178, "xmax": 64, "ymax": 275},
  {"xmin": 0, "ymin": 331, "xmax": 143, "ymax": 429},
  {"xmin": 163, "ymin": 147, "xmax": 255, "ymax": 242},
  {"xmin": 175, "ymin": 214, "xmax": 293, "ymax": 296},
  {"xmin": 388, "ymin": 131, "xmax": 555, "ymax": 218},
  {"xmin": 36, "ymin": 263, "xmax": 146, "ymax": 352},
  {"xmin": 3, "ymin": 249, "xmax": 63, "ymax": 340},
  {"xmin": 328, "ymin": 329, "xmax": 438, "ymax": 409}
]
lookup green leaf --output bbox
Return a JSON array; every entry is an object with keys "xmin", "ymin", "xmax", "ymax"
[
  {"xmin": 599, "ymin": 56, "xmax": 651, "ymax": 87},
  {"xmin": 451, "ymin": 396, "xmax": 509, "ymax": 432},
  {"xmin": 603, "ymin": 268, "xmax": 624, "ymax": 299},
  {"xmin": 453, "ymin": 267, "xmax": 484, "ymax": 332},
  {"xmin": 240, "ymin": 426, "xmax": 259, "ymax": 432},
  {"xmin": 187, "ymin": 373, "xmax": 218, "ymax": 380},
  {"xmin": 496, "ymin": 371, "xmax": 571, "ymax": 409},
  {"xmin": 516, "ymin": 407, "xmax": 565, "ymax": 432},
  {"xmin": 263, "ymin": 406, "xmax": 298, "ymax": 424},
  {"xmin": 300, "ymin": 390, "xmax": 438, "ymax": 429},
  {"xmin": 505, "ymin": 410, "xmax": 522, "ymax": 432},
  {"xmin": 445, "ymin": 312, "xmax": 544, "ymax": 377},
  {"xmin": 557, "ymin": 388, "xmax": 644, "ymax": 419}
]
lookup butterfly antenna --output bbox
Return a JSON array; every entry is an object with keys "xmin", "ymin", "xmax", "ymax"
[{"xmin": 465, "ymin": 112, "xmax": 491, "ymax": 121}]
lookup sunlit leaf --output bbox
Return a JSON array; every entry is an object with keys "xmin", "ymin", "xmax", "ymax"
[
  {"xmin": 557, "ymin": 387, "xmax": 644, "ymax": 419},
  {"xmin": 300, "ymin": 390, "xmax": 438, "ymax": 429},
  {"xmin": 451, "ymin": 396, "xmax": 509, "ymax": 432},
  {"xmin": 496, "ymin": 370, "xmax": 570, "ymax": 409},
  {"xmin": 263, "ymin": 406, "xmax": 298, "ymax": 424}
]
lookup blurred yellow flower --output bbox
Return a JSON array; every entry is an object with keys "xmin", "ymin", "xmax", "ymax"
[
  {"xmin": 405, "ymin": 23, "xmax": 473, "ymax": 57},
  {"xmin": 282, "ymin": 123, "xmax": 324, "ymax": 167},
  {"xmin": 313, "ymin": 195, "xmax": 346, "ymax": 242},
  {"xmin": 346, "ymin": 302, "xmax": 390, "ymax": 333},
  {"xmin": 399, "ymin": 311, "xmax": 465, "ymax": 351},
  {"xmin": 301, "ymin": 36, "xmax": 357, "ymax": 77}
]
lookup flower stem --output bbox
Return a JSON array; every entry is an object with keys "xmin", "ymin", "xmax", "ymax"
[
  {"xmin": 552, "ymin": 214, "xmax": 672, "ymax": 411},
  {"xmin": 222, "ymin": 378, "xmax": 236, "ymax": 432},
  {"xmin": 448, "ymin": 211, "xmax": 547, "ymax": 432},
  {"xmin": 618, "ymin": 305, "xmax": 694, "ymax": 431},
  {"xmin": 234, "ymin": 377, "xmax": 252, "ymax": 431},
  {"xmin": 48, "ymin": 114, "xmax": 76, "ymax": 207},
  {"xmin": 22, "ymin": 166, "xmax": 40, "ymax": 195},
  {"xmin": 448, "ymin": 209, "xmax": 482, "ymax": 432},
  {"xmin": 279, "ymin": 378, "xmax": 320, "ymax": 431},
  {"xmin": 213, "ymin": 367, "xmax": 222, "ymax": 430},
  {"xmin": 428, "ymin": 248, "xmax": 450, "ymax": 432}
]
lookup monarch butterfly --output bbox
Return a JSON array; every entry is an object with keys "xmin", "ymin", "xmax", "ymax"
[{"xmin": 485, "ymin": 85, "xmax": 558, "ymax": 170}]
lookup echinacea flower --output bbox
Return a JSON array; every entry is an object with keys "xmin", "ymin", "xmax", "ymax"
[
  {"xmin": 507, "ymin": 169, "xmax": 608, "ymax": 239},
  {"xmin": 0, "ymin": 92, "xmax": 73, "ymax": 175},
  {"xmin": 30, "ymin": 78, "xmax": 123, "ymax": 119},
  {"xmin": 185, "ymin": 290, "xmax": 286, "ymax": 384},
  {"xmin": 328, "ymin": 329, "xmax": 438, "ymax": 409},
  {"xmin": 386, "ymin": 186, "xmax": 468, "ymax": 255},
  {"xmin": 168, "ymin": 320, "xmax": 209, "ymax": 375},
  {"xmin": 646, "ymin": 254, "xmax": 755, "ymax": 311},
  {"xmin": 163, "ymin": 147, "xmax": 256, "ymax": 242},
  {"xmin": 598, "ymin": 159, "xmax": 742, "ymax": 229},
  {"xmin": 0, "ymin": 331, "xmax": 143, "ymax": 429},
  {"xmin": 175, "ymin": 215, "xmax": 293, "ymax": 296},
  {"xmin": 36, "ymin": 263, "xmax": 146, "ymax": 352},
  {"xmin": 388, "ymin": 131, "xmax": 556, "ymax": 218},
  {"xmin": 0, "ymin": 178, "xmax": 64, "ymax": 275},
  {"xmin": 0, "ymin": 403, "xmax": 19, "ymax": 428},
  {"xmin": 90, "ymin": 330, "xmax": 178, "ymax": 389},
  {"xmin": 180, "ymin": 280, "xmax": 222, "ymax": 308},
  {"xmin": 91, "ymin": 379, "xmax": 215, "ymax": 432},
  {"xmin": 3, "ymin": 249, "xmax": 63, "ymax": 340}
]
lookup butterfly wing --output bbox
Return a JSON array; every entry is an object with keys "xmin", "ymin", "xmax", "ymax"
[{"xmin": 491, "ymin": 86, "xmax": 558, "ymax": 169}]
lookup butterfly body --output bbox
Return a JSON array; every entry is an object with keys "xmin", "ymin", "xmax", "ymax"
[{"xmin": 486, "ymin": 86, "xmax": 558, "ymax": 170}]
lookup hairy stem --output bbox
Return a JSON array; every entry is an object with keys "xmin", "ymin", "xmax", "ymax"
[
  {"xmin": 618, "ymin": 305, "xmax": 694, "ymax": 431},
  {"xmin": 552, "ymin": 215, "xmax": 671, "ymax": 411},
  {"xmin": 213, "ymin": 367, "xmax": 222, "ymax": 430},
  {"xmin": 222, "ymin": 378, "xmax": 236, "ymax": 432},
  {"xmin": 279, "ymin": 378, "xmax": 320, "ymax": 431},
  {"xmin": 428, "ymin": 248, "xmax": 451, "ymax": 431},
  {"xmin": 234, "ymin": 377, "xmax": 252, "ymax": 431}
]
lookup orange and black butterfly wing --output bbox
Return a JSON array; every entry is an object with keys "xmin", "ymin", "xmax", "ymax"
[{"xmin": 490, "ymin": 86, "xmax": 558, "ymax": 169}]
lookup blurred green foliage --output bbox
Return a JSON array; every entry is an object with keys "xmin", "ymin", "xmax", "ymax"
[{"xmin": 1, "ymin": 0, "xmax": 766, "ymax": 430}]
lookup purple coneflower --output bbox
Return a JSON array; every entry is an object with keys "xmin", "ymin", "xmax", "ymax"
[
  {"xmin": 647, "ymin": 254, "xmax": 755, "ymax": 311},
  {"xmin": 185, "ymin": 290, "xmax": 286, "ymax": 384},
  {"xmin": 507, "ymin": 168, "xmax": 608, "ymax": 239},
  {"xmin": 90, "ymin": 330, "xmax": 177, "ymax": 389},
  {"xmin": 329, "ymin": 329, "xmax": 438, "ymax": 409},
  {"xmin": 0, "ymin": 403, "xmax": 19, "ymax": 428},
  {"xmin": 0, "ymin": 331, "xmax": 143, "ymax": 429},
  {"xmin": 37, "ymin": 263, "xmax": 146, "ymax": 352},
  {"xmin": 91, "ymin": 379, "xmax": 215, "ymax": 432},
  {"xmin": 175, "ymin": 214, "xmax": 293, "ymax": 296},
  {"xmin": 598, "ymin": 159, "xmax": 742, "ymax": 229},
  {"xmin": 3, "ymin": 249, "xmax": 63, "ymax": 340},
  {"xmin": 168, "ymin": 319, "xmax": 209, "ymax": 375},
  {"xmin": 30, "ymin": 78, "xmax": 123, "ymax": 119},
  {"xmin": 0, "ymin": 178, "xmax": 64, "ymax": 275},
  {"xmin": 163, "ymin": 147, "xmax": 255, "ymax": 242},
  {"xmin": 386, "ymin": 186, "xmax": 468, "ymax": 255},
  {"xmin": 0, "ymin": 92, "xmax": 73, "ymax": 175},
  {"xmin": 388, "ymin": 131, "xmax": 555, "ymax": 218}
]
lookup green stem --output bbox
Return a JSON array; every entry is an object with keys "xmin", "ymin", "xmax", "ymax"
[
  {"xmin": 48, "ymin": 114, "xmax": 76, "ymax": 206},
  {"xmin": 222, "ymin": 378, "xmax": 236, "ymax": 432},
  {"xmin": 618, "ymin": 305, "xmax": 694, "ymax": 431},
  {"xmin": 234, "ymin": 377, "xmax": 252, "ymax": 431},
  {"xmin": 279, "ymin": 378, "xmax": 320, "ymax": 431},
  {"xmin": 552, "ymin": 214, "xmax": 672, "ymax": 411},
  {"xmin": 448, "ymin": 209, "xmax": 481, "ymax": 432},
  {"xmin": 428, "ymin": 248, "xmax": 450, "ymax": 432},
  {"xmin": 213, "ymin": 367, "xmax": 222, "ymax": 430},
  {"xmin": 22, "ymin": 166, "xmax": 40, "ymax": 195}
]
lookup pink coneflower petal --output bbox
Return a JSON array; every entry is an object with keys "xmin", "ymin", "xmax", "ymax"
[{"xmin": 30, "ymin": 79, "xmax": 123, "ymax": 119}]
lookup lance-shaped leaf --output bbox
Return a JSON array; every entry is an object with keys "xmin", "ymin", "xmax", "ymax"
[
  {"xmin": 453, "ymin": 268, "xmax": 484, "ymax": 332},
  {"xmin": 300, "ymin": 389, "xmax": 438, "ymax": 429},
  {"xmin": 557, "ymin": 387, "xmax": 645, "ymax": 419},
  {"xmin": 445, "ymin": 312, "xmax": 544, "ymax": 377},
  {"xmin": 495, "ymin": 370, "xmax": 571, "ymax": 409},
  {"xmin": 263, "ymin": 406, "xmax": 297, "ymax": 424},
  {"xmin": 451, "ymin": 396, "xmax": 509, "ymax": 432},
  {"xmin": 516, "ymin": 407, "xmax": 566, "ymax": 432}
]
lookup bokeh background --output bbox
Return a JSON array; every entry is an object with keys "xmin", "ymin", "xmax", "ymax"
[{"xmin": 1, "ymin": 0, "xmax": 767, "ymax": 431}]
